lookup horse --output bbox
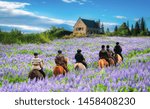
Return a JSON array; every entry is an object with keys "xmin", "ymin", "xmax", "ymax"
[
  {"xmin": 115, "ymin": 54, "xmax": 122, "ymax": 64},
  {"xmin": 109, "ymin": 58, "xmax": 115, "ymax": 66},
  {"xmin": 98, "ymin": 59, "xmax": 109, "ymax": 68},
  {"xmin": 28, "ymin": 69, "xmax": 45, "ymax": 80},
  {"xmin": 53, "ymin": 66, "xmax": 66, "ymax": 77},
  {"xmin": 74, "ymin": 63, "xmax": 86, "ymax": 70}
]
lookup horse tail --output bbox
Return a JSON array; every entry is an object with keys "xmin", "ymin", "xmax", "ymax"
[{"xmin": 75, "ymin": 64, "xmax": 79, "ymax": 70}]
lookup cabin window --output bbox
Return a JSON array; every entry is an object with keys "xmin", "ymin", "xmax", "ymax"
[{"xmin": 76, "ymin": 27, "xmax": 83, "ymax": 31}]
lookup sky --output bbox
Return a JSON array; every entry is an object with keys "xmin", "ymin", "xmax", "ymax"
[{"xmin": 0, "ymin": 0, "xmax": 150, "ymax": 33}]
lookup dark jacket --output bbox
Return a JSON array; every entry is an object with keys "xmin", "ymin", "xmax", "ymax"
[
  {"xmin": 75, "ymin": 53, "xmax": 85, "ymax": 63},
  {"xmin": 55, "ymin": 54, "xmax": 67, "ymax": 66},
  {"xmin": 99, "ymin": 50, "xmax": 109, "ymax": 59},
  {"xmin": 114, "ymin": 45, "xmax": 122, "ymax": 54}
]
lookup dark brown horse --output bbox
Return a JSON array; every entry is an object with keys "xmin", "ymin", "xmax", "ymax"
[{"xmin": 28, "ymin": 69, "xmax": 44, "ymax": 80}]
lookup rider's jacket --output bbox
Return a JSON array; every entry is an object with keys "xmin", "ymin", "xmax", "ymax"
[
  {"xmin": 75, "ymin": 53, "xmax": 85, "ymax": 63},
  {"xmin": 99, "ymin": 50, "xmax": 109, "ymax": 59},
  {"xmin": 55, "ymin": 54, "xmax": 67, "ymax": 66},
  {"xmin": 32, "ymin": 58, "xmax": 43, "ymax": 70},
  {"xmin": 114, "ymin": 45, "xmax": 122, "ymax": 54}
]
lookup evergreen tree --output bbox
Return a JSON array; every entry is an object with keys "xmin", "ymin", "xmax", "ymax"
[
  {"xmin": 101, "ymin": 23, "xmax": 105, "ymax": 34},
  {"xmin": 127, "ymin": 21, "xmax": 129, "ymax": 29},
  {"xmin": 140, "ymin": 17, "xmax": 146, "ymax": 31},
  {"xmin": 131, "ymin": 24, "xmax": 134, "ymax": 35},
  {"xmin": 134, "ymin": 21, "xmax": 140, "ymax": 35},
  {"xmin": 106, "ymin": 28, "xmax": 110, "ymax": 33},
  {"xmin": 117, "ymin": 22, "xmax": 130, "ymax": 36},
  {"xmin": 114, "ymin": 25, "xmax": 118, "ymax": 32}
]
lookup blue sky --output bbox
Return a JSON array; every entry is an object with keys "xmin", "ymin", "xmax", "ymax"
[{"xmin": 0, "ymin": 0, "xmax": 150, "ymax": 32}]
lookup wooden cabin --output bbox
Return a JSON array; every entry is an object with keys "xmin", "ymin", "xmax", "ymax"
[{"xmin": 73, "ymin": 17, "xmax": 104, "ymax": 35}]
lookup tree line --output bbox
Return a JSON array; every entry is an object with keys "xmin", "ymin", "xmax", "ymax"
[
  {"xmin": 105, "ymin": 17, "xmax": 150, "ymax": 36},
  {"xmin": 0, "ymin": 26, "xmax": 72, "ymax": 44}
]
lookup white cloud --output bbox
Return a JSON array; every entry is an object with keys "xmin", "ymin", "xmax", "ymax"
[
  {"xmin": 62, "ymin": 0, "xmax": 87, "ymax": 5},
  {"xmin": 134, "ymin": 18, "xmax": 140, "ymax": 21},
  {"xmin": 0, "ymin": 1, "xmax": 30, "ymax": 9},
  {"xmin": 115, "ymin": 16, "xmax": 127, "ymax": 19},
  {"xmin": 0, "ymin": 24, "xmax": 47, "ymax": 32},
  {"xmin": 0, "ymin": 1, "xmax": 75, "ymax": 32},
  {"xmin": 103, "ymin": 22, "xmax": 119, "ymax": 26}
]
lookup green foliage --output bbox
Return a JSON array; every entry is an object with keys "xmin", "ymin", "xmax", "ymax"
[
  {"xmin": 116, "ymin": 22, "xmax": 130, "ymax": 36},
  {"xmin": 0, "ymin": 26, "xmax": 72, "ymax": 44},
  {"xmin": 3, "ymin": 74, "xmax": 28, "ymax": 84},
  {"xmin": 147, "ymin": 87, "xmax": 150, "ymax": 92},
  {"xmin": 111, "ymin": 17, "xmax": 150, "ymax": 36},
  {"xmin": 94, "ymin": 84, "xmax": 107, "ymax": 92},
  {"xmin": 45, "ymin": 69, "xmax": 53, "ymax": 78}
]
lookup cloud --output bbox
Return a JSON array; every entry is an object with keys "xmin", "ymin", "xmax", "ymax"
[
  {"xmin": 134, "ymin": 18, "xmax": 140, "ymax": 21},
  {"xmin": 0, "ymin": 1, "xmax": 30, "ymax": 9},
  {"xmin": 115, "ymin": 16, "xmax": 127, "ymax": 19},
  {"xmin": 102, "ymin": 22, "xmax": 119, "ymax": 32},
  {"xmin": 0, "ymin": 24, "xmax": 46, "ymax": 32},
  {"xmin": 62, "ymin": 0, "xmax": 87, "ymax": 5},
  {"xmin": 0, "ymin": 1, "xmax": 75, "ymax": 32},
  {"xmin": 103, "ymin": 22, "xmax": 119, "ymax": 26}
]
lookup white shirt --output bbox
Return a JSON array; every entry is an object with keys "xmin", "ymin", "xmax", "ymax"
[{"xmin": 31, "ymin": 58, "xmax": 44, "ymax": 70}]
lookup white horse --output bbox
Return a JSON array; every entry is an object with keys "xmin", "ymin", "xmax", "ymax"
[{"xmin": 74, "ymin": 63, "xmax": 86, "ymax": 70}]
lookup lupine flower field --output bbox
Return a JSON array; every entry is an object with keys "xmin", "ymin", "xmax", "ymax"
[{"xmin": 0, "ymin": 37, "xmax": 150, "ymax": 92}]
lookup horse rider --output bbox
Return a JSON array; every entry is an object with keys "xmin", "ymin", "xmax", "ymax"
[
  {"xmin": 99, "ymin": 45, "xmax": 110, "ymax": 66},
  {"xmin": 75, "ymin": 49, "xmax": 88, "ymax": 68},
  {"xmin": 31, "ymin": 53, "xmax": 45, "ymax": 78},
  {"xmin": 55, "ymin": 50, "xmax": 68, "ymax": 72},
  {"xmin": 114, "ymin": 42, "xmax": 123, "ymax": 61},
  {"xmin": 106, "ymin": 45, "xmax": 116, "ymax": 65}
]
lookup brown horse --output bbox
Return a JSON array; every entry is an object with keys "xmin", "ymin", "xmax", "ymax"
[
  {"xmin": 28, "ymin": 69, "xmax": 44, "ymax": 80},
  {"xmin": 53, "ymin": 66, "xmax": 66, "ymax": 77},
  {"xmin": 116, "ymin": 54, "xmax": 122, "ymax": 64},
  {"xmin": 74, "ymin": 63, "xmax": 86, "ymax": 70},
  {"xmin": 109, "ymin": 58, "xmax": 115, "ymax": 66},
  {"xmin": 98, "ymin": 59, "xmax": 109, "ymax": 68}
]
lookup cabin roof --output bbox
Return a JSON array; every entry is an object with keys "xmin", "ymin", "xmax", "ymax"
[{"xmin": 80, "ymin": 18, "xmax": 100, "ymax": 28}]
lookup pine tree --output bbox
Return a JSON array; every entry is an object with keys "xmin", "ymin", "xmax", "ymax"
[
  {"xmin": 134, "ymin": 21, "xmax": 140, "ymax": 35},
  {"xmin": 139, "ymin": 17, "xmax": 147, "ymax": 35},
  {"xmin": 106, "ymin": 28, "xmax": 110, "ymax": 33},
  {"xmin": 140, "ymin": 17, "xmax": 146, "ymax": 31},
  {"xmin": 131, "ymin": 24, "xmax": 134, "ymax": 35},
  {"xmin": 114, "ymin": 25, "xmax": 118, "ymax": 32},
  {"xmin": 101, "ymin": 23, "xmax": 105, "ymax": 34}
]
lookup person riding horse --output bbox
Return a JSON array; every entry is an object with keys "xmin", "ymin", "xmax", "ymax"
[
  {"xmin": 75, "ymin": 49, "xmax": 87, "ymax": 68},
  {"xmin": 114, "ymin": 42, "xmax": 123, "ymax": 61},
  {"xmin": 106, "ymin": 45, "xmax": 116, "ymax": 65},
  {"xmin": 55, "ymin": 50, "xmax": 68, "ymax": 73},
  {"xmin": 31, "ymin": 53, "xmax": 45, "ymax": 78},
  {"xmin": 99, "ymin": 45, "xmax": 110, "ymax": 66}
]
